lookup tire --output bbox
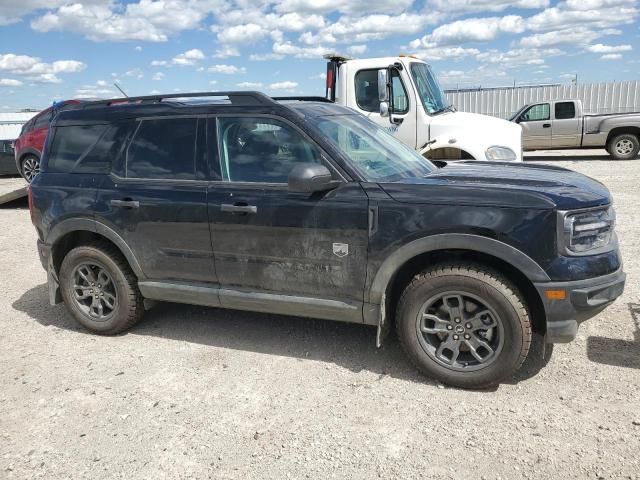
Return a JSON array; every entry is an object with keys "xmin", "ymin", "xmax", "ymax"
[
  {"xmin": 396, "ymin": 264, "xmax": 532, "ymax": 389},
  {"xmin": 20, "ymin": 155, "xmax": 40, "ymax": 183},
  {"xmin": 59, "ymin": 242, "xmax": 144, "ymax": 335},
  {"xmin": 608, "ymin": 134, "xmax": 640, "ymax": 160}
]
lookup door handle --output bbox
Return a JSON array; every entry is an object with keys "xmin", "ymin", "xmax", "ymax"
[
  {"xmin": 110, "ymin": 199, "xmax": 140, "ymax": 209},
  {"xmin": 542, "ymin": 123, "xmax": 551, "ymax": 128},
  {"xmin": 221, "ymin": 203, "xmax": 257, "ymax": 214}
]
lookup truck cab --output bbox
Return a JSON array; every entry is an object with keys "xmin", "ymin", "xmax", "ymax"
[{"xmin": 325, "ymin": 55, "xmax": 523, "ymax": 162}]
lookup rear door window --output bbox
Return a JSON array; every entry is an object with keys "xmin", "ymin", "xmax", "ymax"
[
  {"xmin": 126, "ymin": 118, "xmax": 197, "ymax": 180},
  {"xmin": 555, "ymin": 102, "xmax": 576, "ymax": 120}
]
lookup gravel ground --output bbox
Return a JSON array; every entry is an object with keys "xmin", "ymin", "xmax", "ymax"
[{"xmin": 1, "ymin": 153, "xmax": 639, "ymax": 479}]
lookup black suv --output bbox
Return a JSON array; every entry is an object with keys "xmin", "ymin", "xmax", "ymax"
[{"xmin": 29, "ymin": 92, "xmax": 625, "ymax": 388}]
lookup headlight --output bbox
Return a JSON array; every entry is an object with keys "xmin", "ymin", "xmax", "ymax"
[
  {"xmin": 561, "ymin": 207, "xmax": 616, "ymax": 254},
  {"xmin": 485, "ymin": 146, "xmax": 516, "ymax": 161}
]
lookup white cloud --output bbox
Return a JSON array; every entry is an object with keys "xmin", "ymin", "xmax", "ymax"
[
  {"xmin": 151, "ymin": 60, "xmax": 168, "ymax": 67},
  {"xmin": 587, "ymin": 43, "xmax": 633, "ymax": 53},
  {"xmin": 412, "ymin": 46, "xmax": 480, "ymax": 61},
  {"xmin": 0, "ymin": 78, "xmax": 22, "ymax": 86},
  {"xmin": 274, "ymin": 0, "xmax": 413, "ymax": 15},
  {"xmin": 526, "ymin": 3, "xmax": 638, "ymax": 31},
  {"xmin": 171, "ymin": 49, "xmax": 205, "ymax": 66},
  {"xmin": 272, "ymin": 42, "xmax": 329, "ymax": 59},
  {"xmin": 412, "ymin": 15, "xmax": 525, "ymax": 48},
  {"xmin": 519, "ymin": 26, "xmax": 602, "ymax": 47},
  {"xmin": 135, "ymin": 45, "xmax": 142, "ymax": 51},
  {"xmin": 427, "ymin": 0, "xmax": 550, "ymax": 14},
  {"xmin": 475, "ymin": 47, "xmax": 564, "ymax": 67},
  {"xmin": 218, "ymin": 23, "xmax": 268, "ymax": 44},
  {"xmin": 31, "ymin": 0, "xmax": 225, "ymax": 42},
  {"xmin": 347, "ymin": 44, "xmax": 367, "ymax": 55},
  {"xmin": 249, "ymin": 53, "xmax": 285, "ymax": 61},
  {"xmin": 600, "ymin": 53, "xmax": 623, "ymax": 60},
  {"xmin": 208, "ymin": 64, "xmax": 246, "ymax": 74},
  {"xmin": 124, "ymin": 68, "xmax": 144, "ymax": 79},
  {"xmin": 74, "ymin": 81, "xmax": 118, "ymax": 99},
  {"xmin": 310, "ymin": 72, "xmax": 327, "ymax": 80},
  {"xmin": 268, "ymin": 81, "xmax": 298, "ymax": 90},
  {"xmin": 152, "ymin": 72, "xmax": 165, "ymax": 80},
  {"xmin": 237, "ymin": 81, "xmax": 264, "ymax": 88},
  {"xmin": 0, "ymin": 53, "xmax": 85, "ymax": 83},
  {"xmin": 213, "ymin": 46, "xmax": 240, "ymax": 58}
]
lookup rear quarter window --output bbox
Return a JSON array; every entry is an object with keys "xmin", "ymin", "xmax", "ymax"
[{"xmin": 47, "ymin": 123, "xmax": 130, "ymax": 174}]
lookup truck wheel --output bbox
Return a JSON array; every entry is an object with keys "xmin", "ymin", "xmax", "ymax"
[
  {"xmin": 59, "ymin": 242, "xmax": 144, "ymax": 335},
  {"xmin": 396, "ymin": 264, "xmax": 531, "ymax": 389},
  {"xmin": 608, "ymin": 134, "xmax": 640, "ymax": 160},
  {"xmin": 20, "ymin": 155, "xmax": 40, "ymax": 182}
]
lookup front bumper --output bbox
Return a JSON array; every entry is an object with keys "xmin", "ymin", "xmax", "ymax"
[{"xmin": 534, "ymin": 269, "xmax": 626, "ymax": 343}]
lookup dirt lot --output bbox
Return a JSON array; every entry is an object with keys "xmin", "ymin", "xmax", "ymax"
[{"xmin": 1, "ymin": 152, "xmax": 639, "ymax": 479}]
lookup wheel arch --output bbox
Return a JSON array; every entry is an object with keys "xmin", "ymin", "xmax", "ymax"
[
  {"xmin": 606, "ymin": 126, "xmax": 640, "ymax": 145},
  {"xmin": 48, "ymin": 220, "xmax": 145, "ymax": 280},
  {"xmin": 368, "ymin": 234, "xmax": 550, "ymax": 335},
  {"xmin": 422, "ymin": 147, "xmax": 475, "ymax": 161},
  {"xmin": 15, "ymin": 148, "xmax": 41, "ymax": 172}
]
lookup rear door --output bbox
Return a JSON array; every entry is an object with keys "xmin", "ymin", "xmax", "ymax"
[
  {"xmin": 349, "ymin": 68, "xmax": 417, "ymax": 149},
  {"xmin": 519, "ymin": 103, "xmax": 551, "ymax": 149},
  {"xmin": 207, "ymin": 115, "xmax": 369, "ymax": 316},
  {"xmin": 95, "ymin": 116, "xmax": 216, "ymax": 284},
  {"xmin": 552, "ymin": 101, "xmax": 581, "ymax": 148}
]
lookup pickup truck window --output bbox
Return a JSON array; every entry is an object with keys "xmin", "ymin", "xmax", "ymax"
[
  {"xmin": 555, "ymin": 102, "xmax": 576, "ymax": 120},
  {"xmin": 314, "ymin": 113, "xmax": 435, "ymax": 182},
  {"xmin": 217, "ymin": 117, "xmax": 321, "ymax": 184},
  {"xmin": 521, "ymin": 103, "xmax": 550, "ymax": 122},
  {"xmin": 354, "ymin": 69, "xmax": 408, "ymax": 114}
]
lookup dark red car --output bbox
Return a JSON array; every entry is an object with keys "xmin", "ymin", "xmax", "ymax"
[{"xmin": 14, "ymin": 100, "xmax": 83, "ymax": 182}]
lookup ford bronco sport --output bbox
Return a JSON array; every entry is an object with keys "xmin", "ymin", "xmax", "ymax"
[{"xmin": 28, "ymin": 92, "xmax": 625, "ymax": 389}]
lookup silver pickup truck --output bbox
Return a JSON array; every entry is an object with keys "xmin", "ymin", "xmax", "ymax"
[{"xmin": 511, "ymin": 99, "xmax": 640, "ymax": 160}]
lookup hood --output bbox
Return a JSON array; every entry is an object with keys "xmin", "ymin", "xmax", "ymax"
[
  {"xmin": 380, "ymin": 161, "xmax": 612, "ymax": 211},
  {"xmin": 428, "ymin": 111, "xmax": 522, "ymax": 159}
]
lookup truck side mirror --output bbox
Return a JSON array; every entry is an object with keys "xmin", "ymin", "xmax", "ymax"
[
  {"xmin": 379, "ymin": 101, "xmax": 389, "ymax": 117},
  {"xmin": 377, "ymin": 69, "xmax": 389, "ymax": 102}
]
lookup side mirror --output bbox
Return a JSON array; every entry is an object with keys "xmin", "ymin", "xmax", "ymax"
[
  {"xmin": 288, "ymin": 163, "xmax": 339, "ymax": 193},
  {"xmin": 377, "ymin": 69, "xmax": 389, "ymax": 102},
  {"xmin": 379, "ymin": 101, "xmax": 389, "ymax": 117}
]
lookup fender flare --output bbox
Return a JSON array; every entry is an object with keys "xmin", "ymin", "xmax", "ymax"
[
  {"xmin": 366, "ymin": 233, "xmax": 550, "ymax": 305},
  {"xmin": 46, "ymin": 218, "xmax": 145, "ymax": 279}
]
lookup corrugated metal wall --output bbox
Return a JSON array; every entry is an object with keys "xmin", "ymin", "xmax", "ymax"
[{"xmin": 445, "ymin": 80, "xmax": 640, "ymax": 119}]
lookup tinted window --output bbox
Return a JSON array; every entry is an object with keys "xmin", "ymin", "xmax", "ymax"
[
  {"xmin": 217, "ymin": 117, "xmax": 321, "ymax": 183},
  {"xmin": 48, "ymin": 124, "xmax": 114, "ymax": 173},
  {"xmin": 355, "ymin": 69, "xmax": 408, "ymax": 114},
  {"xmin": 555, "ymin": 102, "xmax": 576, "ymax": 120},
  {"xmin": 127, "ymin": 118, "xmax": 197, "ymax": 180},
  {"xmin": 521, "ymin": 103, "xmax": 550, "ymax": 122},
  {"xmin": 33, "ymin": 109, "xmax": 53, "ymax": 130}
]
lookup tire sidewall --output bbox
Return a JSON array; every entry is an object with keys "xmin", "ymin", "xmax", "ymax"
[
  {"xmin": 397, "ymin": 272, "xmax": 527, "ymax": 388},
  {"xmin": 21, "ymin": 155, "xmax": 39, "ymax": 182},
  {"xmin": 609, "ymin": 134, "xmax": 639, "ymax": 160},
  {"xmin": 60, "ymin": 246, "xmax": 133, "ymax": 334}
]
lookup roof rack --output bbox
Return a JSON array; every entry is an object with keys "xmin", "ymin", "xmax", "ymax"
[
  {"xmin": 273, "ymin": 96, "xmax": 333, "ymax": 103},
  {"xmin": 81, "ymin": 91, "xmax": 276, "ymax": 108}
]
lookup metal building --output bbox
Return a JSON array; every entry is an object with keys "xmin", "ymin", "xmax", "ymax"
[
  {"xmin": 445, "ymin": 80, "xmax": 640, "ymax": 119},
  {"xmin": 0, "ymin": 111, "xmax": 38, "ymax": 140}
]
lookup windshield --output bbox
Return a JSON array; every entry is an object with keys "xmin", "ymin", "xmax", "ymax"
[
  {"xmin": 312, "ymin": 114, "xmax": 436, "ymax": 182},
  {"xmin": 410, "ymin": 62, "xmax": 450, "ymax": 114}
]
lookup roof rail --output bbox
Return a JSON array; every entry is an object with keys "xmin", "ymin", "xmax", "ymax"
[
  {"xmin": 81, "ymin": 91, "xmax": 276, "ymax": 108},
  {"xmin": 273, "ymin": 96, "xmax": 333, "ymax": 103}
]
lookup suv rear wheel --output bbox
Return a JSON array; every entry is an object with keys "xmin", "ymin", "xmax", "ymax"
[
  {"xmin": 396, "ymin": 264, "xmax": 531, "ymax": 389},
  {"xmin": 20, "ymin": 155, "xmax": 40, "ymax": 182},
  {"xmin": 608, "ymin": 134, "xmax": 640, "ymax": 160},
  {"xmin": 59, "ymin": 242, "xmax": 144, "ymax": 334}
]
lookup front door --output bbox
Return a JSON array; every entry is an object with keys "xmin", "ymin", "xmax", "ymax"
[
  {"xmin": 350, "ymin": 68, "xmax": 417, "ymax": 149},
  {"xmin": 207, "ymin": 116, "xmax": 369, "ymax": 314},
  {"xmin": 519, "ymin": 103, "xmax": 551, "ymax": 150},
  {"xmin": 95, "ymin": 116, "xmax": 216, "ymax": 283}
]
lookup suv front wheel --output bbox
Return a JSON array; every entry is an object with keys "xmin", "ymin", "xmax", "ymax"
[
  {"xmin": 59, "ymin": 242, "xmax": 144, "ymax": 334},
  {"xmin": 396, "ymin": 264, "xmax": 532, "ymax": 389}
]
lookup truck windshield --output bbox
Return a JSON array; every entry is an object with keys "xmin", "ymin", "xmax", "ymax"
[
  {"xmin": 410, "ymin": 62, "xmax": 450, "ymax": 114},
  {"xmin": 313, "ymin": 114, "xmax": 436, "ymax": 182}
]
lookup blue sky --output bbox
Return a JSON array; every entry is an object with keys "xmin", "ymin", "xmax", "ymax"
[{"xmin": 0, "ymin": 0, "xmax": 638, "ymax": 110}]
